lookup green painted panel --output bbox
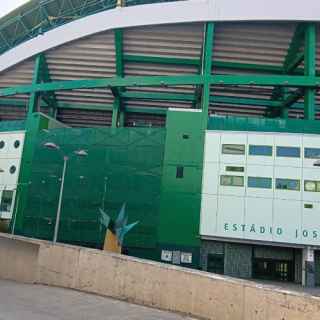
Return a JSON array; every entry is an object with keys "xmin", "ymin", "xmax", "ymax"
[
  {"xmin": 164, "ymin": 111, "xmax": 203, "ymax": 165},
  {"xmin": 16, "ymin": 126, "xmax": 166, "ymax": 252},
  {"xmin": 158, "ymin": 192, "xmax": 201, "ymax": 246},
  {"xmin": 208, "ymin": 116, "xmax": 320, "ymax": 134},
  {"xmin": 161, "ymin": 165, "xmax": 202, "ymax": 194},
  {"xmin": 158, "ymin": 110, "xmax": 205, "ymax": 267}
]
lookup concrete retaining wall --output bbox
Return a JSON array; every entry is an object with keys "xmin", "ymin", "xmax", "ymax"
[{"xmin": 1, "ymin": 233, "xmax": 320, "ymax": 320}]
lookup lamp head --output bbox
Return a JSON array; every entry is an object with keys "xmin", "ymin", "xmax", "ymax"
[
  {"xmin": 74, "ymin": 150, "xmax": 88, "ymax": 157},
  {"xmin": 43, "ymin": 142, "xmax": 59, "ymax": 150}
]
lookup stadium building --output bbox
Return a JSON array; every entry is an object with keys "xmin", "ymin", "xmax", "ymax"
[{"xmin": 0, "ymin": 0, "xmax": 320, "ymax": 286}]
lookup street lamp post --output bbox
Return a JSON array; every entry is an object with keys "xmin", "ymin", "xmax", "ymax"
[{"xmin": 43, "ymin": 142, "xmax": 88, "ymax": 244}]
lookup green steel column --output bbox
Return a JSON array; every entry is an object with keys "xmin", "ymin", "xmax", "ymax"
[
  {"xmin": 112, "ymin": 29, "xmax": 124, "ymax": 128},
  {"xmin": 28, "ymin": 54, "xmax": 43, "ymax": 116},
  {"xmin": 304, "ymin": 23, "xmax": 316, "ymax": 120},
  {"xmin": 201, "ymin": 22, "xmax": 214, "ymax": 129}
]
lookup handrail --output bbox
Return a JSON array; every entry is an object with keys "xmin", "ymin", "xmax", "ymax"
[{"xmin": 0, "ymin": 0, "xmax": 183, "ymax": 56}]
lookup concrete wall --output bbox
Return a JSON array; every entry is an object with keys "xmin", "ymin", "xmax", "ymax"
[{"xmin": 1, "ymin": 233, "xmax": 320, "ymax": 320}]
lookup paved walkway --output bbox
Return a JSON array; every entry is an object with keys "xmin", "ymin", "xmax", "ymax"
[{"xmin": 0, "ymin": 279, "xmax": 195, "ymax": 320}]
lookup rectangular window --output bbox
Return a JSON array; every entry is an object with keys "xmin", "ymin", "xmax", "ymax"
[
  {"xmin": 0, "ymin": 190, "xmax": 14, "ymax": 212},
  {"xmin": 176, "ymin": 166, "xmax": 184, "ymax": 179},
  {"xmin": 248, "ymin": 177, "xmax": 272, "ymax": 189},
  {"xmin": 276, "ymin": 146, "xmax": 300, "ymax": 158},
  {"xmin": 220, "ymin": 175, "xmax": 244, "ymax": 187},
  {"xmin": 304, "ymin": 148, "xmax": 320, "ymax": 159},
  {"xmin": 222, "ymin": 144, "xmax": 245, "ymax": 155},
  {"xmin": 304, "ymin": 180, "xmax": 320, "ymax": 192},
  {"xmin": 276, "ymin": 178, "xmax": 300, "ymax": 191},
  {"xmin": 225, "ymin": 166, "xmax": 244, "ymax": 173},
  {"xmin": 249, "ymin": 145, "xmax": 273, "ymax": 156}
]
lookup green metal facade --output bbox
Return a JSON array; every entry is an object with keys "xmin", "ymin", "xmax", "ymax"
[{"xmin": 17, "ymin": 124, "xmax": 166, "ymax": 257}]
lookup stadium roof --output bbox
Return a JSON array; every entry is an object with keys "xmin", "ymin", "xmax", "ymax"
[{"xmin": 0, "ymin": 0, "xmax": 319, "ymax": 126}]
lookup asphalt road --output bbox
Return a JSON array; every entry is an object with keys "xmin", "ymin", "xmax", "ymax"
[{"xmin": 0, "ymin": 279, "xmax": 195, "ymax": 320}]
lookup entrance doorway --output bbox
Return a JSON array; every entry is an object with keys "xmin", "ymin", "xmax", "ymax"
[
  {"xmin": 253, "ymin": 258, "xmax": 294, "ymax": 282},
  {"xmin": 207, "ymin": 254, "xmax": 224, "ymax": 274}
]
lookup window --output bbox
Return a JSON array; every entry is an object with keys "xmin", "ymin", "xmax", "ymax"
[
  {"xmin": 225, "ymin": 166, "xmax": 244, "ymax": 173},
  {"xmin": 248, "ymin": 177, "xmax": 272, "ymax": 189},
  {"xmin": 276, "ymin": 146, "xmax": 300, "ymax": 158},
  {"xmin": 222, "ymin": 144, "xmax": 245, "ymax": 155},
  {"xmin": 249, "ymin": 145, "xmax": 273, "ymax": 156},
  {"xmin": 304, "ymin": 180, "xmax": 320, "ymax": 192},
  {"xmin": 9, "ymin": 165, "xmax": 16, "ymax": 174},
  {"xmin": 0, "ymin": 190, "xmax": 14, "ymax": 213},
  {"xmin": 14, "ymin": 140, "xmax": 20, "ymax": 149},
  {"xmin": 176, "ymin": 166, "xmax": 184, "ymax": 179},
  {"xmin": 276, "ymin": 178, "xmax": 300, "ymax": 191},
  {"xmin": 304, "ymin": 148, "xmax": 320, "ymax": 159},
  {"xmin": 220, "ymin": 175, "xmax": 244, "ymax": 187},
  {"xmin": 0, "ymin": 141, "xmax": 5, "ymax": 149}
]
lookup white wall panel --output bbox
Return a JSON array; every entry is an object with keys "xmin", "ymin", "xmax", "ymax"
[
  {"xmin": 244, "ymin": 197, "xmax": 273, "ymax": 241},
  {"xmin": 217, "ymin": 195, "xmax": 244, "ymax": 239},
  {"xmin": 200, "ymin": 194, "xmax": 218, "ymax": 236},
  {"xmin": 274, "ymin": 134, "xmax": 302, "ymax": 168},
  {"xmin": 247, "ymin": 132, "xmax": 274, "ymax": 166},
  {"xmin": 218, "ymin": 165, "xmax": 245, "ymax": 197},
  {"xmin": 220, "ymin": 132, "xmax": 247, "ymax": 165},
  {"xmin": 301, "ymin": 202, "xmax": 320, "ymax": 245},
  {"xmin": 273, "ymin": 199, "xmax": 301, "ymax": 244},
  {"xmin": 302, "ymin": 135, "xmax": 320, "ymax": 168},
  {"xmin": 0, "ymin": 131, "xmax": 25, "ymax": 220},
  {"xmin": 201, "ymin": 129, "xmax": 320, "ymax": 247},
  {"xmin": 274, "ymin": 166, "xmax": 302, "ymax": 201},
  {"xmin": 202, "ymin": 162, "xmax": 219, "ymax": 195},
  {"xmin": 302, "ymin": 168, "xmax": 320, "ymax": 202},
  {"xmin": 204, "ymin": 131, "xmax": 220, "ymax": 163},
  {"xmin": 246, "ymin": 164, "xmax": 273, "ymax": 198}
]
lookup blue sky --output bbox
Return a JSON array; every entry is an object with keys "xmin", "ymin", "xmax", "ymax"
[{"xmin": 0, "ymin": 0, "xmax": 29, "ymax": 18}]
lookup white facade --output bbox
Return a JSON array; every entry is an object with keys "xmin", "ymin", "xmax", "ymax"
[
  {"xmin": 0, "ymin": 131, "xmax": 25, "ymax": 220},
  {"xmin": 200, "ymin": 130, "xmax": 320, "ymax": 246}
]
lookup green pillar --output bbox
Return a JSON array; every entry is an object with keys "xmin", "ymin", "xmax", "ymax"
[
  {"xmin": 28, "ymin": 54, "xmax": 42, "ymax": 116},
  {"xmin": 304, "ymin": 23, "xmax": 316, "ymax": 120},
  {"xmin": 112, "ymin": 29, "xmax": 124, "ymax": 128},
  {"xmin": 201, "ymin": 22, "xmax": 214, "ymax": 129}
]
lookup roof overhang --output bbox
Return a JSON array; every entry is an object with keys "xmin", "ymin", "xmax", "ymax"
[{"xmin": 1, "ymin": 0, "xmax": 320, "ymax": 73}]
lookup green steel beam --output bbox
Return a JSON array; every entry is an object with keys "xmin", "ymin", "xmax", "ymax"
[
  {"xmin": 2, "ymin": 74, "xmax": 320, "ymax": 98},
  {"xmin": 210, "ymin": 75, "xmax": 319, "ymax": 87},
  {"xmin": 112, "ymin": 28, "xmax": 125, "ymax": 127},
  {"xmin": 284, "ymin": 24, "xmax": 306, "ymax": 74},
  {"xmin": 39, "ymin": 54, "xmax": 57, "ymax": 117},
  {"xmin": 124, "ymin": 106, "xmax": 167, "ymax": 115},
  {"xmin": 123, "ymin": 54, "xmax": 200, "ymax": 66},
  {"xmin": 213, "ymin": 61, "xmax": 285, "ymax": 74},
  {"xmin": 304, "ymin": 23, "xmax": 317, "ymax": 120},
  {"xmin": 269, "ymin": 24, "xmax": 306, "ymax": 118},
  {"xmin": 282, "ymin": 89, "xmax": 304, "ymax": 108},
  {"xmin": 121, "ymin": 91, "xmax": 196, "ymax": 102},
  {"xmin": 202, "ymin": 22, "xmax": 214, "ymax": 128},
  {"xmin": 0, "ymin": 75, "xmax": 203, "ymax": 96},
  {"xmin": 27, "ymin": 54, "xmax": 43, "ymax": 116}
]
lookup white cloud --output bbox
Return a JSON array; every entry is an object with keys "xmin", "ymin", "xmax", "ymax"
[{"xmin": 0, "ymin": 0, "xmax": 30, "ymax": 19}]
